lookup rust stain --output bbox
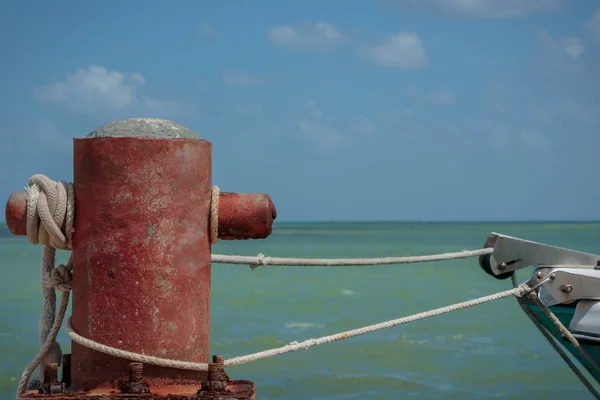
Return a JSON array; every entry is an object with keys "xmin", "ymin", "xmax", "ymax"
[{"xmin": 17, "ymin": 379, "xmax": 256, "ymax": 399}]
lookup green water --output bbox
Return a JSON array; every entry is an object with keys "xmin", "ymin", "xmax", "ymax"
[{"xmin": 2, "ymin": 222, "xmax": 600, "ymax": 399}]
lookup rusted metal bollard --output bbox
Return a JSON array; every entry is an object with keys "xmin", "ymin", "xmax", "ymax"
[{"xmin": 7, "ymin": 119, "xmax": 274, "ymax": 399}]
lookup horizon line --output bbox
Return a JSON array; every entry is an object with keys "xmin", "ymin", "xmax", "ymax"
[{"xmin": 271, "ymin": 219, "xmax": 600, "ymax": 223}]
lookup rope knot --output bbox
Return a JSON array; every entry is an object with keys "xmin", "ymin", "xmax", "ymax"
[
  {"xmin": 25, "ymin": 174, "xmax": 75, "ymax": 250},
  {"xmin": 49, "ymin": 264, "xmax": 73, "ymax": 292},
  {"xmin": 249, "ymin": 253, "xmax": 270, "ymax": 271},
  {"xmin": 514, "ymin": 283, "xmax": 532, "ymax": 298}
]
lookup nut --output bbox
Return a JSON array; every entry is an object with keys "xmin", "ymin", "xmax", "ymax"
[
  {"xmin": 119, "ymin": 362, "xmax": 150, "ymax": 394},
  {"xmin": 562, "ymin": 284, "xmax": 573, "ymax": 293},
  {"xmin": 198, "ymin": 355, "xmax": 229, "ymax": 393},
  {"xmin": 39, "ymin": 363, "xmax": 65, "ymax": 394}
]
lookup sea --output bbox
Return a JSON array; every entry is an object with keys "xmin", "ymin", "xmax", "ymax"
[{"xmin": 1, "ymin": 221, "xmax": 600, "ymax": 400}]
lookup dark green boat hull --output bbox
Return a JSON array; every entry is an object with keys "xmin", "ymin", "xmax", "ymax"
[{"xmin": 528, "ymin": 302, "xmax": 600, "ymax": 384}]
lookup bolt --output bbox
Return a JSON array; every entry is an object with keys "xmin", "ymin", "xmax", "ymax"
[
  {"xmin": 498, "ymin": 262, "xmax": 507, "ymax": 270},
  {"xmin": 550, "ymin": 273, "xmax": 556, "ymax": 280},
  {"xmin": 44, "ymin": 363, "xmax": 58, "ymax": 384},
  {"xmin": 208, "ymin": 363, "xmax": 227, "ymax": 382},
  {"xmin": 213, "ymin": 355, "xmax": 225, "ymax": 364},
  {"xmin": 562, "ymin": 284, "xmax": 573, "ymax": 293},
  {"xmin": 39, "ymin": 363, "xmax": 65, "ymax": 394},
  {"xmin": 129, "ymin": 362, "xmax": 144, "ymax": 383},
  {"xmin": 198, "ymin": 355, "xmax": 229, "ymax": 393},
  {"xmin": 120, "ymin": 362, "xmax": 150, "ymax": 394},
  {"xmin": 535, "ymin": 271, "xmax": 543, "ymax": 279}
]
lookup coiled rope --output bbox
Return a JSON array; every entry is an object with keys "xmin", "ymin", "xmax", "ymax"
[{"xmin": 16, "ymin": 175, "xmax": 74, "ymax": 396}]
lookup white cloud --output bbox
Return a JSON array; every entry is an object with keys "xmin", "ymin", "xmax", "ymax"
[
  {"xmin": 268, "ymin": 21, "xmax": 342, "ymax": 50},
  {"xmin": 297, "ymin": 119, "xmax": 342, "ymax": 149},
  {"xmin": 223, "ymin": 71, "xmax": 270, "ymax": 87},
  {"xmin": 585, "ymin": 8, "xmax": 600, "ymax": 41},
  {"xmin": 390, "ymin": 0, "xmax": 566, "ymax": 18},
  {"xmin": 537, "ymin": 30, "xmax": 585, "ymax": 62},
  {"xmin": 296, "ymin": 101, "xmax": 343, "ymax": 150},
  {"xmin": 36, "ymin": 66, "xmax": 142, "ymax": 111},
  {"xmin": 36, "ymin": 65, "xmax": 181, "ymax": 115},
  {"xmin": 364, "ymin": 33, "xmax": 427, "ymax": 68},
  {"xmin": 562, "ymin": 37, "xmax": 585, "ymax": 59},
  {"xmin": 294, "ymin": 103, "xmax": 377, "ymax": 151}
]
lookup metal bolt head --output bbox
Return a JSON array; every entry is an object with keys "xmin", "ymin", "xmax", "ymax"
[
  {"xmin": 535, "ymin": 271, "xmax": 543, "ymax": 279},
  {"xmin": 550, "ymin": 273, "xmax": 556, "ymax": 280},
  {"xmin": 498, "ymin": 262, "xmax": 507, "ymax": 270},
  {"xmin": 562, "ymin": 284, "xmax": 573, "ymax": 293},
  {"xmin": 213, "ymin": 355, "xmax": 225, "ymax": 364}
]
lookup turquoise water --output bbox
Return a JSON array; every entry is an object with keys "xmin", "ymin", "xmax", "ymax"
[{"xmin": 2, "ymin": 221, "xmax": 600, "ymax": 399}]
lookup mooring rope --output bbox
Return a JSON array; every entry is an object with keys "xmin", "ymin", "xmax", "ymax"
[
  {"xmin": 62, "ymin": 285, "xmax": 527, "ymax": 371},
  {"xmin": 212, "ymin": 249, "xmax": 493, "ymax": 269},
  {"xmin": 21, "ymin": 174, "xmax": 74, "ymax": 392},
  {"xmin": 16, "ymin": 291, "xmax": 70, "ymax": 397}
]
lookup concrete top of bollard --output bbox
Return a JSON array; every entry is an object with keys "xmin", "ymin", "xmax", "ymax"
[{"xmin": 86, "ymin": 118, "xmax": 201, "ymax": 139}]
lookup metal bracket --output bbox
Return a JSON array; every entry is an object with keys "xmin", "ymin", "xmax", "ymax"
[
  {"xmin": 480, "ymin": 233, "xmax": 600, "ymax": 278},
  {"xmin": 537, "ymin": 268, "xmax": 600, "ymax": 307}
]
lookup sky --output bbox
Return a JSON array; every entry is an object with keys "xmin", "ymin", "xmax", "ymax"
[{"xmin": 1, "ymin": 0, "xmax": 599, "ymax": 222}]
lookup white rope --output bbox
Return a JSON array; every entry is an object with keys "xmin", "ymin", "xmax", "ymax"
[
  {"xmin": 17, "ymin": 291, "xmax": 70, "ymax": 397},
  {"xmin": 21, "ymin": 174, "xmax": 74, "ymax": 392},
  {"xmin": 63, "ymin": 285, "xmax": 527, "ymax": 371},
  {"xmin": 226, "ymin": 285, "xmax": 528, "ymax": 366},
  {"xmin": 64, "ymin": 318, "xmax": 208, "ymax": 371},
  {"xmin": 210, "ymin": 185, "xmax": 220, "ymax": 244},
  {"xmin": 212, "ymin": 248, "xmax": 493, "ymax": 268}
]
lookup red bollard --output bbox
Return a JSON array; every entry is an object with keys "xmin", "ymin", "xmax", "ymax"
[{"xmin": 6, "ymin": 119, "xmax": 275, "ymax": 398}]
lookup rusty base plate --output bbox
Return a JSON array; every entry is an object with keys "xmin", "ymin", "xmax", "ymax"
[{"xmin": 17, "ymin": 380, "xmax": 256, "ymax": 400}]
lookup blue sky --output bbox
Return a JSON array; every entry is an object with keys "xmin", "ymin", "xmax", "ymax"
[{"xmin": 1, "ymin": 0, "xmax": 599, "ymax": 222}]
